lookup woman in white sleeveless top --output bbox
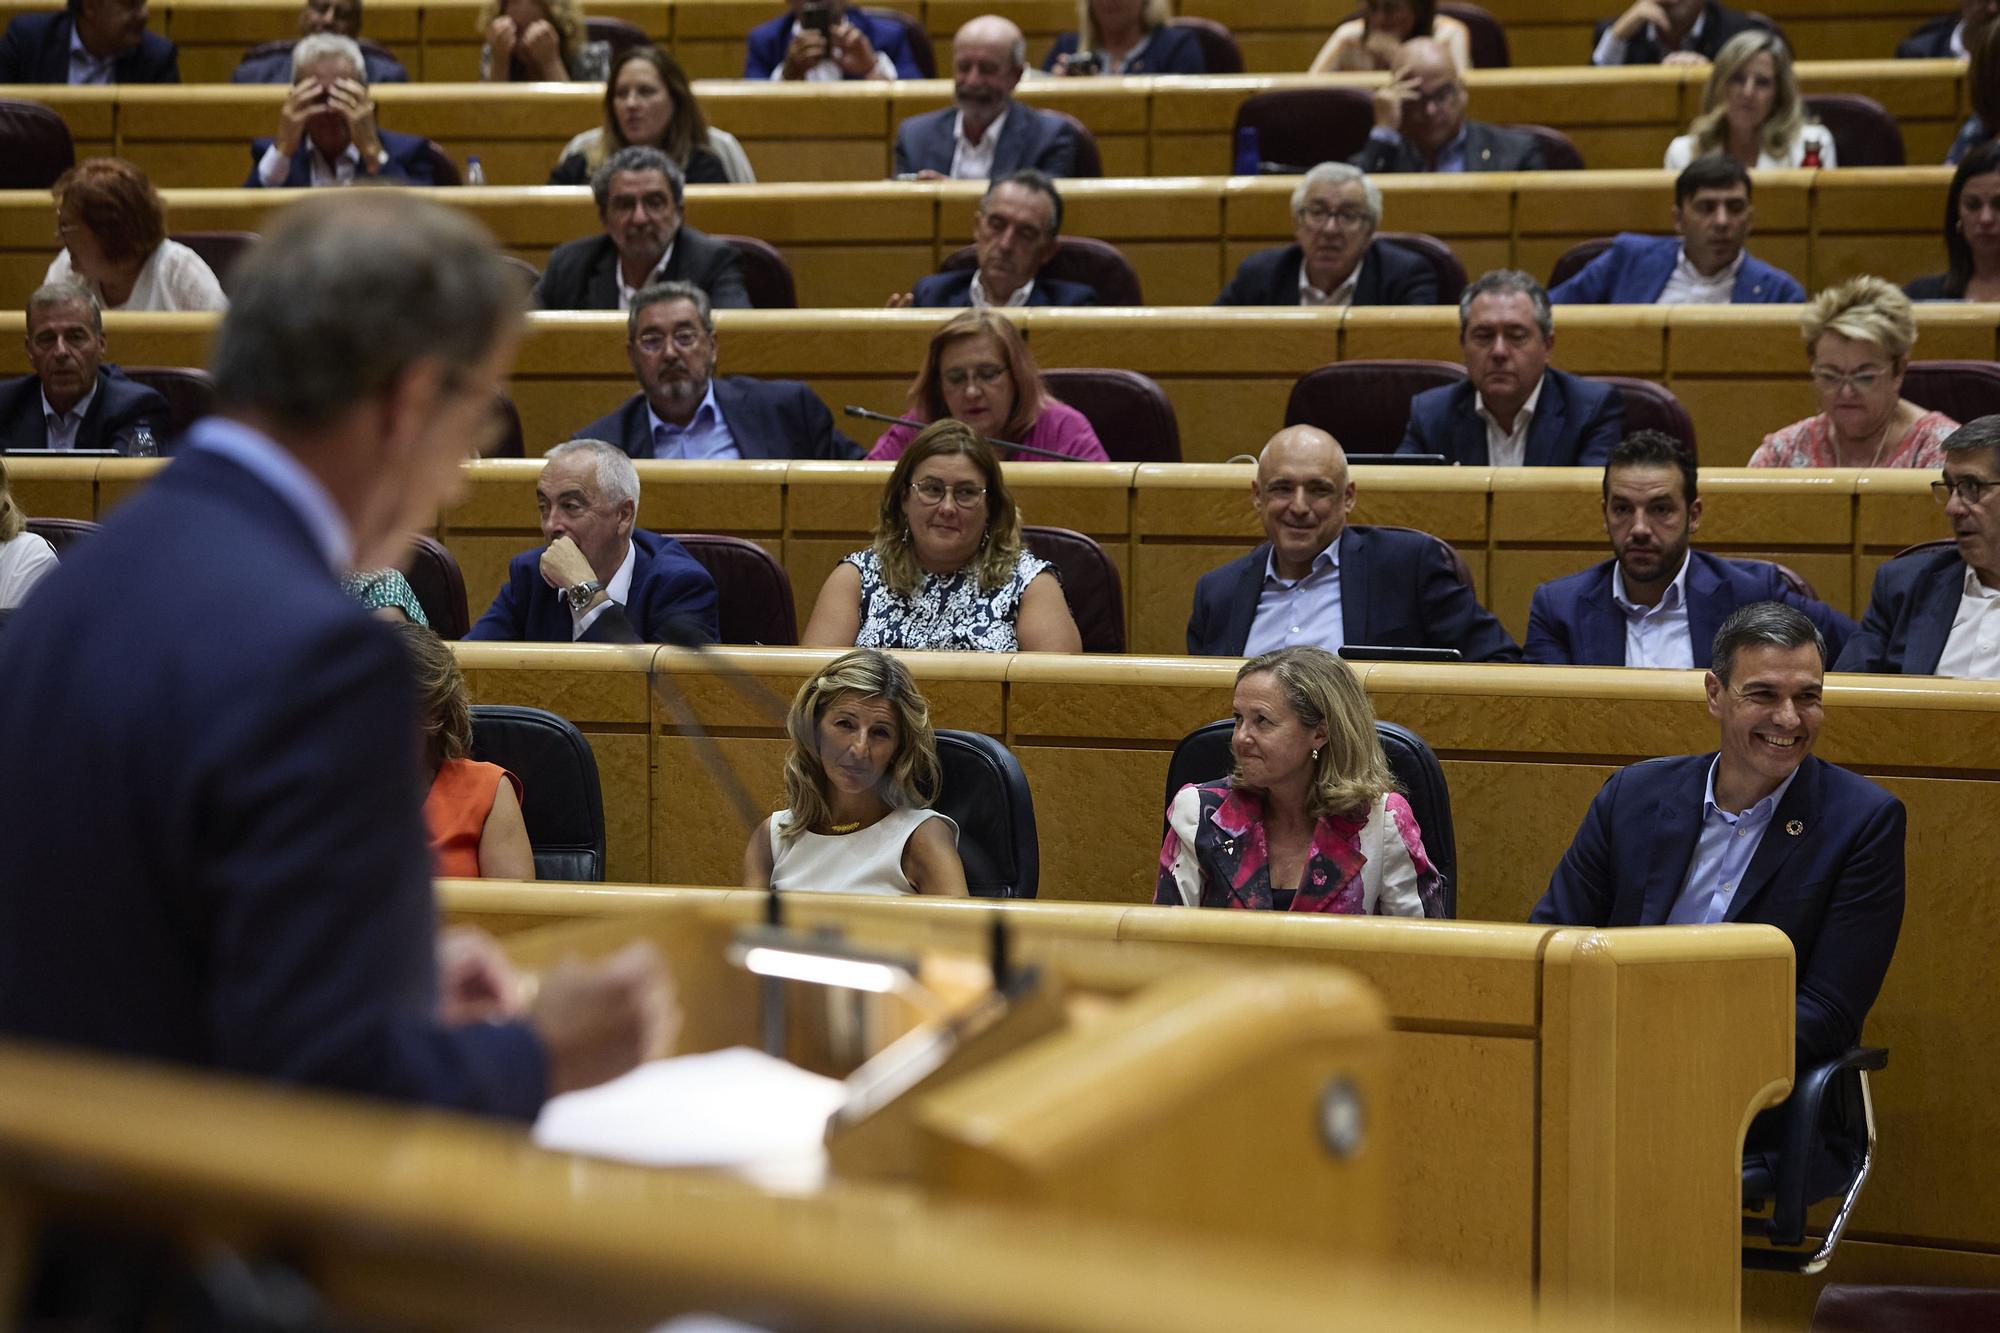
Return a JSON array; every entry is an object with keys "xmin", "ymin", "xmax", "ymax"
[{"xmin": 743, "ymin": 648, "xmax": 967, "ymax": 897}]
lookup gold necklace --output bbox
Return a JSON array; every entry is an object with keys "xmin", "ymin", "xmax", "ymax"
[{"xmin": 826, "ymin": 820, "xmax": 863, "ymax": 834}]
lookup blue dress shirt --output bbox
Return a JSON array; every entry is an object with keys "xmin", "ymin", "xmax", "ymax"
[
  {"xmin": 647, "ymin": 383, "xmax": 739, "ymax": 460},
  {"xmin": 1243, "ymin": 543, "xmax": 1344, "ymax": 656},
  {"xmin": 1610, "ymin": 551, "xmax": 1695, "ymax": 669},
  {"xmin": 1365, "ymin": 123, "xmax": 1470, "ymax": 173},
  {"xmin": 1668, "ymin": 758, "xmax": 1802, "ymax": 924}
]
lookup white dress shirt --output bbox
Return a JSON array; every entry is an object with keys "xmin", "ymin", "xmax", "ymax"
[
  {"xmin": 1610, "ymin": 550, "xmax": 1695, "ymax": 668},
  {"xmin": 968, "ymin": 270, "xmax": 1033, "ymax": 308},
  {"xmin": 40, "ymin": 381, "xmax": 98, "ymax": 451},
  {"xmin": 950, "ymin": 108, "xmax": 1008, "ymax": 180},
  {"xmin": 67, "ymin": 25, "xmax": 116, "ymax": 84},
  {"xmin": 1935, "ymin": 563, "xmax": 2000, "ymax": 679},
  {"xmin": 1475, "ymin": 373, "xmax": 1545, "ymax": 468},
  {"xmin": 1591, "ymin": 10, "xmax": 1705, "ymax": 65},
  {"xmin": 572, "ymin": 539, "xmax": 637, "ymax": 639},
  {"xmin": 1298, "ymin": 260, "xmax": 1360, "ymax": 307},
  {"xmin": 1656, "ymin": 246, "xmax": 1745, "ymax": 306},
  {"xmin": 257, "ymin": 140, "xmax": 365, "ymax": 189},
  {"xmin": 615, "ymin": 245, "xmax": 675, "ymax": 313}
]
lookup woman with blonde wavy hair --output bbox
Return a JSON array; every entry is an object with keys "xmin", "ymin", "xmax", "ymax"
[
  {"xmin": 0, "ymin": 457, "xmax": 59, "ymax": 612},
  {"xmin": 1664, "ymin": 29, "xmax": 1834, "ymax": 171},
  {"xmin": 803, "ymin": 420, "xmax": 1083, "ymax": 653},
  {"xmin": 1157, "ymin": 646, "xmax": 1442, "ymax": 915},
  {"xmin": 743, "ymin": 648, "xmax": 966, "ymax": 896},
  {"xmin": 477, "ymin": 0, "xmax": 607, "ymax": 81}
]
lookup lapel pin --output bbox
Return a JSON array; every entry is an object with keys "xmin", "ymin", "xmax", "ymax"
[{"xmin": 1785, "ymin": 820, "xmax": 1804, "ymax": 836}]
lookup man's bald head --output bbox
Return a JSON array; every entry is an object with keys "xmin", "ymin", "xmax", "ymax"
[
  {"xmin": 1391, "ymin": 37, "xmax": 1467, "ymax": 151},
  {"xmin": 1254, "ymin": 426, "xmax": 1357, "ymax": 579},
  {"xmin": 1393, "ymin": 37, "xmax": 1459, "ymax": 83},
  {"xmin": 953, "ymin": 14, "xmax": 1026, "ymax": 126}
]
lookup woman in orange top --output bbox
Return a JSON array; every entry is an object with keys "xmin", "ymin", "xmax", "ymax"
[{"xmin": 401, "ymin": 625, "xmax": 535, "ymax": 880}]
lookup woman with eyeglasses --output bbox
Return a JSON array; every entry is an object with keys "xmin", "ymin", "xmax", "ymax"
[
  {"xmin": 802, "ymin": 420, "xmax": 1083, "ymax": 653},
  {"xmin": 1308, "ymin": 0, "xmax": 1470, "ymax": 74},
  {"xmin": 866, "ymin": 310, "xmax": 1107, "ymax": 462},
  {"xmin": 1905, "ymin": 140, "xmax": 2000, "ymax": 302},
  {"xmin": 1663, "ymin": 30, "xmax": 1834, "ymax": 171},
  {"xmin": 1749, "ymin": 277, "xmax": 1958, "ymax": 469}
]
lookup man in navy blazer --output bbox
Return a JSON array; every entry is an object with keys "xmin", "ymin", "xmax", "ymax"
[
  {"xmin": 0, "ymin": 0, "xmax": 178, "ymax": 83},
  {"xmin": 0, "ymin": 281, "xmax": 168, "ymax": 454},
  {"xmin": 1216, "ymin": 162, "xmax": 1438, "ymax": 307},
  {"xmin": 232, "ymin": 0, "xmax": 408, "ymax": 83},
  {"xmin": 535, "ymin": 147, "xmax": 750, "ymax": 312},
  {"xmin": 894, "ymin": 17, "xmax": 1078, "ymax": 180},
  {"xmin": 1837, "ymin": 416, "xmax": 2000, "ymax": 677},
  {"xmin": 0, "ymin": 194, "xmax": 669, "ymax": 1116},
  {"xmin": 243, "ymin": 34, "xmax": 435, "ymax": 187},
  {"xmin": 1552, "ymin": 156, "xmax": 1805, "ymax": 306},
  {"xmin": 1527, "ymin": 432, "xmax": 1855, "ymax": 666},
  {"xmin": 1400, "ymin": 270, "xmax": 1624, "ymax": 466},
  {"xmin": 898, "ymin": 169, "xmax": 1100, "ymax": 308},
  {"xmin": 1590, "ymin": 0, "xmax": 1767, "ymax": 65},
  {"xmin": 745, "ymin": 0, "xmax": 924, "ymax": 80},
  {"xmin": 1534, "ymin": 602, "xmax": 1905, "ymax": 1067},
  {"xmin": 466, "ymin": 440, "xmax": 720, "ymax": 644},
  {"xmin": 575, "ymin": 282, "xmax": 859, "ymax": 461},
  {"xmin": 1187, "ymin": 425, "xmax": 1520, "ymax": 660},
  {"xmin": 1897, "ymin": 4, "xmax": 1995, "ymax": 59},
  {"xmin": 1350, "ymin": 40, "xmax": 1544, "ymax": 176}
]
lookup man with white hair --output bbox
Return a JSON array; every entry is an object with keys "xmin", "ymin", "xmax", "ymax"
[
  {"xmin": 465, "ymin": 439, "xmax": 720, "ymax": 644},
  {"xmin": 893, "ymin": 16, "xmax": 1079, "ymax": 180},
  {"xmin": 244, "ymin": 32, "xmax": 438, "ymax": 187},
  {"xmin": 1214, "ymin": 162, "xmax": 1438, "ymax": 306}
]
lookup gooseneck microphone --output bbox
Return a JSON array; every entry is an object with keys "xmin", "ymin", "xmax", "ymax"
[{"xmin": 841, "ymin": 406, "xmax": 1081, "ymax": 462}]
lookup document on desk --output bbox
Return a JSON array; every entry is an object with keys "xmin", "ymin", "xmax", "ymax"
[{"xmin": 533, "ymin": 1047, "xmax": 846, "ymax": 1188}]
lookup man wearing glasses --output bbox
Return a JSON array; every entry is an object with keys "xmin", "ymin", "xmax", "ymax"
[
  {"xmin": 535, "ymin": 146, "xmax": 750, "ymax": 312},
  {"xmin": 1351, "ymin": 39, "xmax": 1544, "ymax": 175},
  {"xmin": 1214, "ymin": 162, "xmax": 1438, "ymax": 306},
  {"xmin": 1837, "ymin": 415, "xmax": 2000, "ymax": 676},
  {"xmin": 573, "ymin": 282, "xmax": 860, "ymax": 461},
  {"xmin": 893, "ymin": 170, "xmax": 1098, "ymax": 308}
]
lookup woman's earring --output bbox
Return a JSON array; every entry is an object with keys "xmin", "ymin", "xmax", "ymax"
[{"xmin": 1311, "ymin": 748, "xmax": 1320, "ymax": 762}]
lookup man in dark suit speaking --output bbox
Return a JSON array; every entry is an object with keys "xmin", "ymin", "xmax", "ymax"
[
  {"xmin": 1215, "ymin": 162, "xmax": 1438, "ymax": 307},
  {"xmin": 574, "ymin": 281, "xmax": 859, "ymax": 461},
  {"xmin": 1350, "ymin": 39, "xmax": 1543, "ymax": 175},
  {"xmin": 0, "ymin": 0, "xmax": 179, "ymax": 84},
  {"xmin": 1533, "ymin": 601, "xmax": 1905, "ymax": 1067},
  {"xmin": 0, "ymin": 193, "xmax": 672, "ymax": 1116},
  {"xmin": 0, "ymin": 281, "xmax": 168, "ymax": 453},
  {"xmin": 1186, "ymin": 424, "xmax": 1520, "ymax": 660},
  {"xmin": 536, "ymin": 146, "xmax": 750, "ymax": 312}
]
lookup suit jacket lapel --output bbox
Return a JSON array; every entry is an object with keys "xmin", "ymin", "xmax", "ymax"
[
  {"xmin": 1684, "ymin": 552, "xmax": 1726, "ymax": 670},
  {"xmin": 1524, "ymin": 373, "xmax": 1570, "ymax": 467},
  {"xmin": 588, "ymin": 241, "xmax": 621, "ymax": 309},
  {"xmin": 1725, "ymin": 757, "xmax": 1819, "ymax": 922},
  {"xmin": 1578, "ymin": 562, "xmax": 1627, "ymax": 666},
  {"xmin": 1220, "ymin": 546, "xmax": 1267, "ymax": 654},
  {"xmin": 991, "ymin": 112, "xmax": 1026, "ymax": 176},
  {"xmin": 1905, "ymin": 557, "xmax": 1964, "ymax": 674},
  {"xmin": 1339, "ymin": 526, "xmax": 1367, "ymax": 645},
  {"xmin": 711, "ymin": 377, "xmax": 774, "ymax": 459},
  {"xmin": 1632, "ymin": 241, "xmax": 1678, "ymax": 303},
  {"xmin": 1352, "ymin": 247, "xmax": 1383, "ymax": 304},
  {"xmin": 1449, "ymin": 383, "xmax": 1489, "ymax": 464},
  {"xmin": 1638, "ymin": 757, "xmax": 1711, "ymax": 924}
]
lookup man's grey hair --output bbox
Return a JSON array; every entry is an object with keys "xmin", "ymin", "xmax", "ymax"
[
  {"xmin": 28, "ymin": 279, "xmax": 101, "ymax": 338},
  {"xmin": 591, "ymin": 146, "xmax": 685, "ymax": 215},
  {"xmin": 211, "ymin": 193, "xmax": 519, "ymax": 430},
  {"xmin": 1290, "ymin": 162, "xmax": 1382, "ymax": 229},
  {"xmin": 627, "ymin": 280, "xmax": 712, "ymax": 342},
  {"xmin": 1710, "ymin": 601, "xmax": 1826, "ymax": 684},
  {"xmin": 1460, "ymin": 269, "xmax": 1554, "ymax": 341},
  {"xmin": 1941, "ymin": 414, "xmax": 2000, "ymax": 457},
  {"xmin": 292, "ymin": 32, "xmax": 367, "ymax": 82},
  {"xmin": 546, "ymin": 438, "xmax": 640, "ymax": 510}
]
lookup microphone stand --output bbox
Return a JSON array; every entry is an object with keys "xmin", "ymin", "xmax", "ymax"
[{"xmin": 842, "ymin": 406, "xmax": 1082, "ymax": 462}]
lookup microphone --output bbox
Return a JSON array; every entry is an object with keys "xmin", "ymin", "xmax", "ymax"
[{"xmin": 841, "ymin": 406, "xmax": 1082, "ymax": 463}]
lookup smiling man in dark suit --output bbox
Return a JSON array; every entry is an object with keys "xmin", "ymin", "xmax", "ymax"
[
  {"xmin": 0, "ymin": 0, "xmax": 178, "ymax": 83},
  {"xmin": 894, "ymin": 16, "xmax": 1078, "ymax": 180},
  {"xmin": 535, "ymin": 146, "xmax": 750, "ymax": 312},
  {"xmin": 1215, "ymin": 162, "xmax": 1438, "ymax": 307},
  {"xmin": 0, "ymin": 281, "xmax": 167, "ymax": 454},
  {"xmin": 1350, "ymin": 39, "xmax": 1543, "ymax": 175},
  {"xmin": 1186, "ymin": 424, "xmax": 1519, "ymax": 660}
]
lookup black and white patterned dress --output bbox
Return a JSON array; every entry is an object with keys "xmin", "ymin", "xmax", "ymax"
[{"xmin": 843, "ymin": 547, "xmax": 1055, "ymax": 652}]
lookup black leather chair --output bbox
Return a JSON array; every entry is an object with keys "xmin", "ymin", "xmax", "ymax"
[
  {"xmin": 169, "ymin": 231, "xmax": 260, "ymax": 298},
  {"xmin": 1023, "ymin": 525, "xmax": 1124, "ymax": 653},
  {"xmin": 1744, "ymin": 1046, "xmax": 1888, "ymax": 1273},
  {"xmin": 1592, "ymin": 375, "xmax": 1698, "ymax": 461},
  {"xmin": 1811, "ymin": 1283, "xmax": 2000, "ymax": 1331},
  {"xmin": 1441, "ymin": 2, "xmax": 1510, "ymax": 67},
  {"xmin": 1169, "ymin": 16, "xmax": 1243, "ymax": 73},
  {"xmin": 858, "ymin": 6, "xmax": 935, "ymax": 77},
  {"xmin": 469, "ymin": 705, "xmax": 606, "ymax": 881},
  {"xmin": 0, "ymin": 98, "xmax": 75, "ymax": 189},
  {"xmin": 1042, "ymin": 367, "xmax": 1181, "ymax": 462},
  {"xmin": 24, "ymin": 517, "xmax": 100, "ymax": 556},
  {"xmin": 1378, "ymin": 232, "xmax": 1468, "ymax": 303},
  {"xmin": 1902, "ymin": 360, "xmax": 2000, "ymax": 426},
  {"xmin": 1765, "ymin": 560, "xmax": 1818, "ymax": 602},
  {"xmin": 1231, "ymin": 87, "xmax": 1375, "ymax": 174},
  {"xmin": 1285, "ymin": 359, "xmax": 1467, "ymax": 454},
  {"xmin": 669, "ymin": 533, "xmax": 798, "ymax": 644},
  {"xmin": 400, "ymin": 534, "xmax": 470, "ymax": 639},
  {"xmin": 1511, "ymin": 124, "xmax": 1585, "ymax": 170},
  {"xmin": 940, "ymin": 237, "xmax": 1142, "ymax": 305},
  {"xmin": 1050, "ymin": 110, "xmax": 1103, "ymax": 178},
  {"xmin": 1548, "ymin": 237, "xmax": 1614, "ymax": 291},
  {"xmin": 933, "ymin": 729, "xmax": 1038, "ymax": 898},
  {"xmin": 1804, "ymin": 94, "xmax": 1906, "ymax": 167},
  {"xmin": 1162, "ymin": 717, "xmax": 1457, "ymax": 916},
  {"xmin": 717, "ymin": 234, "xmax": 798, "ymax": 309},
  {"xmin": 583, "ymin": 16, "xmax": 650, "ymax": 65},
  {"xmin": 1894, "ymin": 537, "xmax": 1954, "ymax": 561},
  {"xmin": 413, "ymin": 139, "xmax": 462, "ymax": 186},
  {"xmin": 119, "ymin": 367, "xmax": 215, "ymax": 441},
  {"xmin": 496, "ymin": 253, "xmax": 541, "ymax": 297}
]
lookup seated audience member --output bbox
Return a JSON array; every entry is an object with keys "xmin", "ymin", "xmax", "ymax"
[
  {"xmin": 1551, "ymin": 156, "xmax": 1804, "ymax": 306},
  {"xmin": 1898, "ymin": 1, "xmax": 1997, "ymax": 57},
  {"xmin": 1593, "ymin": 0, "xmax": 1765, "ymax": 65},
  {"xmin": 1906, "ymin": 141, "xmax": 2000, "ymax": 301},
  {"xmin": 1837, "ymin": 415, "xmax": 2000, "ymax": 677},
  {"xmin": 1526, "ymin": 431, "xmax": 1856, "ymax": 666},
  {"xmin": 233, "ymin": 0, "xmax": 409, "ymax": 83},
  {"xmin": 0, "ymin": 459, "xmax": 58, "ymax": 611},
  {"xmin": 1158, "ymin": 646, "xmax": 1444, "ymax": 915},
  {"xmin": 743, "ymin": 648, "xmax": 967, "ymax": 896},
  {"xmin": 1188, "ymin": 425, "xmax": 1520, "ymax": 660},
  {"xmin": 1216, "ymin": 162, "xmax": 1439, "ymax": 307},
  {"xmin": 894, "ymin": 17, "xmax": 1079, "ymax": 180},
  {"xmin": 892, "ymin": 171, "xmax": 1097, "ymax": 308},
  {"xmin": 1044, "ymin": 0, "xmax": 1205, "ymax": 74},
  {"xmin": 552, "ymin": 47, "xmax": 738, "ymax": 187},
  {"xmin": 478, "ymin": 0, "xmax": 606, "ymax": 80},
  {"xmin": 0, "ymin": 0, "xmax": 178, "ymax": 83},
  {"xmin": 1400, "ymin": 270, "xmax": 1624, "ymax": 467},
  {"xmin": 536, "ymin": 147, "xmax": 750, "ymax": 312},
  {"xmin": 576, "ymin": 282, "xmax": 860, "ymax": 460},
  {"xmin": 1534, "ymin": 601, "xmax": 1906, "ymax": 1069},
  {"xmin": 1664, "ymin": 30, "xmax": 1835, "ymax": 170},
  {"xmin": 1749, "ymin": 277, "xmax": 1958, "ymax": 468},
  {"xmin": 43, "ymin": 159, "xmax": 226, "ymax": 313},
  {"xmin": 400, "ymin": 624, "xmax": 534, "ymax": 881},
  {"xmin": 1352, "ymin": 39, "xmax": 1544, "ymax": 174},
  {"xmin": 465, "ymin": 439, "xmax": 721, "ymax": 644},
  {"xmin": 0, "ymin": 282, "xmax": 168, "ymax": 454},
  {"xmin": 867, "ymin": 310, "xmax": 1107, "ymax": 461},
  {"xmin": 746, "ymin": 0, "xmax": 924, "ymax": 81},
  {"xmin": 802, "ymin": 420, "xmax": 1083, "ymax": 652},
  {"xmin": 345, "ymin": 566, "xmax": 428, "ymax": 623},
  {"xmin": 246, "ymin": 35, "xmax": 441, "ymax": 188},
  {"xmin": 1310, "ymin": 0, "xmax": 1470, "ymax": 74},
  {"xmin": 1947, "ymin": 17, "xmax": 2000, "ymax": 163}
]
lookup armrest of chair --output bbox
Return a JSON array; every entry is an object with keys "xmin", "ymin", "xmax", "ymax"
[{"xmin": 1766, "ymin": 1046, "xmax": 1887, "ymax": 1244}]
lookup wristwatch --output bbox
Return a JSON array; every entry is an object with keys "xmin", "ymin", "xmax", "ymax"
[{"xmin": 563, "ymin": 579, "xmax": 605, "ymax": 611}]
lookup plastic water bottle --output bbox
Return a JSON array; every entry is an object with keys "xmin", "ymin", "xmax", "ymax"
[
  {"xmin": 1233, "ymin": 126, "xmax": 1261, "ymax": 177},
  {"xmin": 465, "ymin": 155, "xmax": 486, "ymax": 186},
  {"xmin": 128, "ymin": 423, "xmax": 157, "ymax": 457}
]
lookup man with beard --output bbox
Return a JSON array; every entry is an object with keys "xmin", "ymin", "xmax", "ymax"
[
  {"xmin": 0, "ymin": 0, "xmax": 178, "ymax": 83},
  {"xmin": 1525, "ymin": 431, "xmax": 1853, "ymax": 667},
  {"xmin": 244, "ymin": 34, "xmax": 436, "ymax": 186},
  {"xmin": 1214, "ymin": 162, "xmax": 1437, "ymax": 306},
  {"xmin": 535, "ymin": 146, "xmax": 750, "ymax": 311},
  {"xmin": 893, "ymin": 16, "xmax": 1079, "ymax": 180},
  {"xmin": 572, "ymin": 282, "xmax": 860, "ymax": 460}
]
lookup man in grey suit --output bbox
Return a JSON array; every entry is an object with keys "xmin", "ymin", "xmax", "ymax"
[
  {"xmin": 893, "ymin": 16, "xmax": 1079, "ymax": 180},
  {"xmin": 1350, "ymin": 38, "xmax": 1544, "ymax": 175},
  {"xmin": 534, "ymin": 146, "xmax": 750, "ymax": 312}
]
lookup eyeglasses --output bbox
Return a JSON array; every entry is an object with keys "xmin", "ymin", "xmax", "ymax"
[
  {"xmin": 942, "ymin": 363, "xmax": 1007, "ymax": 389},
  {"xmin": 910, "ymin": 479, "xmax": 987, "ymax": 507},
  {"xmin": 1932, "ymin": 476, "xmax": 2000, "ymax": 505},
  {"xmin": 1407, "ymin": 82, "xmax": 1459, "ymax": 112},
  {"xmin": 1810, "ymin": 366, "xmax": 1888, "ymax": 394},
  {"xmin": 1297, "ymin": 205, "xmax": 1373, "ymax": 231},
  {"xmin": 634, "ymin": 328, "xmax": 706, "ymax": 353}
]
